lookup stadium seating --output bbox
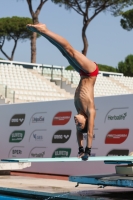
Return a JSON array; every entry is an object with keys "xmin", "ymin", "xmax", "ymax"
[
  {"xmin": 0, "ymin": 63, "xmax": 73, "ymax": 103},
  {"xmin": 0, "ymin": 61, "xmax": 133, "ymax": 104},
  {"xmin": 34, "ymin": 66, "xmax": 133, "ymax": 97}
]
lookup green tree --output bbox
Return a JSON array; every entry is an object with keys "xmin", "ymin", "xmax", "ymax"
[
  {"xmin": 52, "ymin": 0, "xmax": 133, "ymax": 56},
  {"xmin": 25, "ymin": 0, "xmax": 48, "ymax": 63},
  {"xmin": 98, "ymin": 64, "xmax": 118, "ymax": 72},
  {"xmin": 120, "ymin": 8, "xmax": 133, "ymax": 31},
  {"xmin": 65, "ymin": 65, "xmax": 74, "ymax": 70},
  {"xmin": 0, "ymin": 16, "xmax": 34, "ymax": 61},
  {"xmin": 66, "ymin": 64, "xmax": 118, "ymax": 72},
  {"xmin": 118, "ymin": 54, "xmax": 133, "ymax": 76}
]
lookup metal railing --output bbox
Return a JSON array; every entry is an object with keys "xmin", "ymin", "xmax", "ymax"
[{"xmin": 40, "ymin": 65, "xmax": 74, "ymax": 85}]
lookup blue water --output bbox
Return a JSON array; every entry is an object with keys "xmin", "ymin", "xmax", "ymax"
[{"xmin": 0, "ymin": 195, "xmax": 27, "ymax": 200}]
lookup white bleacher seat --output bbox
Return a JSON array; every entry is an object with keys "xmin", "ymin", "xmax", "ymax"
[{"xmin": 1, "ymin": 62, "xmax": 133, "ymax": 103}]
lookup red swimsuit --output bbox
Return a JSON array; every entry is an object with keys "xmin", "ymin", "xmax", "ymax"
[{"xmin": 80, "ymin": 63, "xmax": 99, "ymax": 77}]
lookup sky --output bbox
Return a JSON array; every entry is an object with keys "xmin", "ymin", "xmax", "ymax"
[{"xmin": 0, "ymin": 0, "xmax": 133, "ymax": 68}]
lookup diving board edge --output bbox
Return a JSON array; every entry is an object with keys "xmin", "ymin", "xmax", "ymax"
[{"xmin": 1, "ymin": 156, "xmax": 133, "ymax": 164}]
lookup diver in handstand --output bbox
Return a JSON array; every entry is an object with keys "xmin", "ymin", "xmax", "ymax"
[{"xmin": 26, "ymin": 23, "xmax": 99, "ymax": 160}]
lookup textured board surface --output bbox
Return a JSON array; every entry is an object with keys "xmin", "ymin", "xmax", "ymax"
[{"xmin": 1, "ymin": 156, "xmax": 133, "ymax": 163}]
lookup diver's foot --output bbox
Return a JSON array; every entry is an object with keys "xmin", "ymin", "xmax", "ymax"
[
  {"xmin": 81, "ymin": 153, "xmax": 89, "ymax": 161},
  {"xmin": 78, "ymin": 146, "xmax": 85, "ymax": 158},
  {"xmin": 26, "ymin": 23, "xmax": 47, "ymax": 33},
  {"xmin": 81, "ymin": 147, "xmax": 91, "ymax": 161}
]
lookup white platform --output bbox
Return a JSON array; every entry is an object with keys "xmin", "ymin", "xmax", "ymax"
[
  {"xmin": 0, "ymin": 162, "xmax": 31, "ymax": 170},
  {"xmin": 116, "ymin": 165, "xmax": 133, "ymax": 176}
]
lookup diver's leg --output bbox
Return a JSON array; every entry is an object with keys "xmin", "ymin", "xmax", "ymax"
[{"xmin": 26, "ymin": 23, "xmax": 96, "ymax": 73}]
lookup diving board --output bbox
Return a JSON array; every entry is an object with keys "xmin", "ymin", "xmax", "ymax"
[
  {"xmin": 3, "ymin": 156, "xmax": 133, "ymax": 188},
  {"xmin": 69, "ymin": 174, "xmax": 133, "ymax": 188},
  {"xmin": 1, "ymin": 156, "xmax": 133, "ymax": 164},
  {"xmin": 67, "ymin": 155, "xmax": 133, "ymax": 188}
]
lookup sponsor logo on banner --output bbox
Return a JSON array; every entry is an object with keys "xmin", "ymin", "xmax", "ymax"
[
  {"xmin": 104, "ymin": 107, "xmax": 128, "ymax": 122},
  {"xmin": 52, "ymin": 148, "xmax": 71, "ymax": 158},
  {"xmin": 29, "ymin": 112, "xmax": 46, "ymax": 124},
  {"xmin": 108, "ymin": 113, "xmax": 127, "ymax": 121},
  {"xmin": 9, "ymin": 131, "xmax": 25, "ymax": 143},
  {"xmin": 105, "ymin": 129, "xmax": 129, "ymax": 144},
  {"xmin": 52, "ymin": 130, "xmax": 71, "ymax": 143},
  {"xmin": 107, "ymin": 149, "xmax": 129, "ymax": 156},
  {"xmin": 29, "ymin": 130, "xmax": 46, "ymax": 142},
  {"xmin": 52, "ymin": 112, "xmax": 72, "ymax": 125},
  {"xmin": 33, "ymin": 133, "xmax": 43, "ymax": 141},
  {"xmin": 29, "ymin": 147, "xmax": 46, "ymax": 158},
  {"xmin": 32, "ymin": 116, "xmax": 44, "ymax": 123},
  {"xmin": 9, "ymin": 114, "xmax": 25, "ymax": 126},
  {"xmin": 8, "ymin": 146, "xmax": 24, "ymax": 158}
]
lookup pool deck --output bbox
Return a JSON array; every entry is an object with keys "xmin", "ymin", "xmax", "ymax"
[{"xmin": 0, "ymin": 171, "xmax": 133, "ymax": 199}]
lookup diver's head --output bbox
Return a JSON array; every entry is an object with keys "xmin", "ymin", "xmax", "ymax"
[{"xmin": 74, "ymin": 114, "xmax": 88, "ymax": 133}]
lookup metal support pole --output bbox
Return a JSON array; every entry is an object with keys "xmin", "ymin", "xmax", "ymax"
[
  {"xmin": 13, "ymin": 91, "xmax": 15, "ymax": 103},
  {"xmin": 41, "ymin": 64, "xmax": 43, "ymax": 76},
  {"xmin": 51, "ymin": 65, "xmax": 54, "ymax": 81},
  {"xmin": 71, "ymin": 72, "xmax": 73, "ymax": 84},
  {"xmin": 61, "ymin": 67, "xmax": 63, "ymax": 89},
  {"xmin": 5, "ymin": 85, "xmax": 7, "ymax": 98}
]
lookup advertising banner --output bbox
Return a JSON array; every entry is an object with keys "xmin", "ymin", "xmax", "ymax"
[{"xmin": 0, "ymin": 94, "xmax": 132, "ymax": 175}]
